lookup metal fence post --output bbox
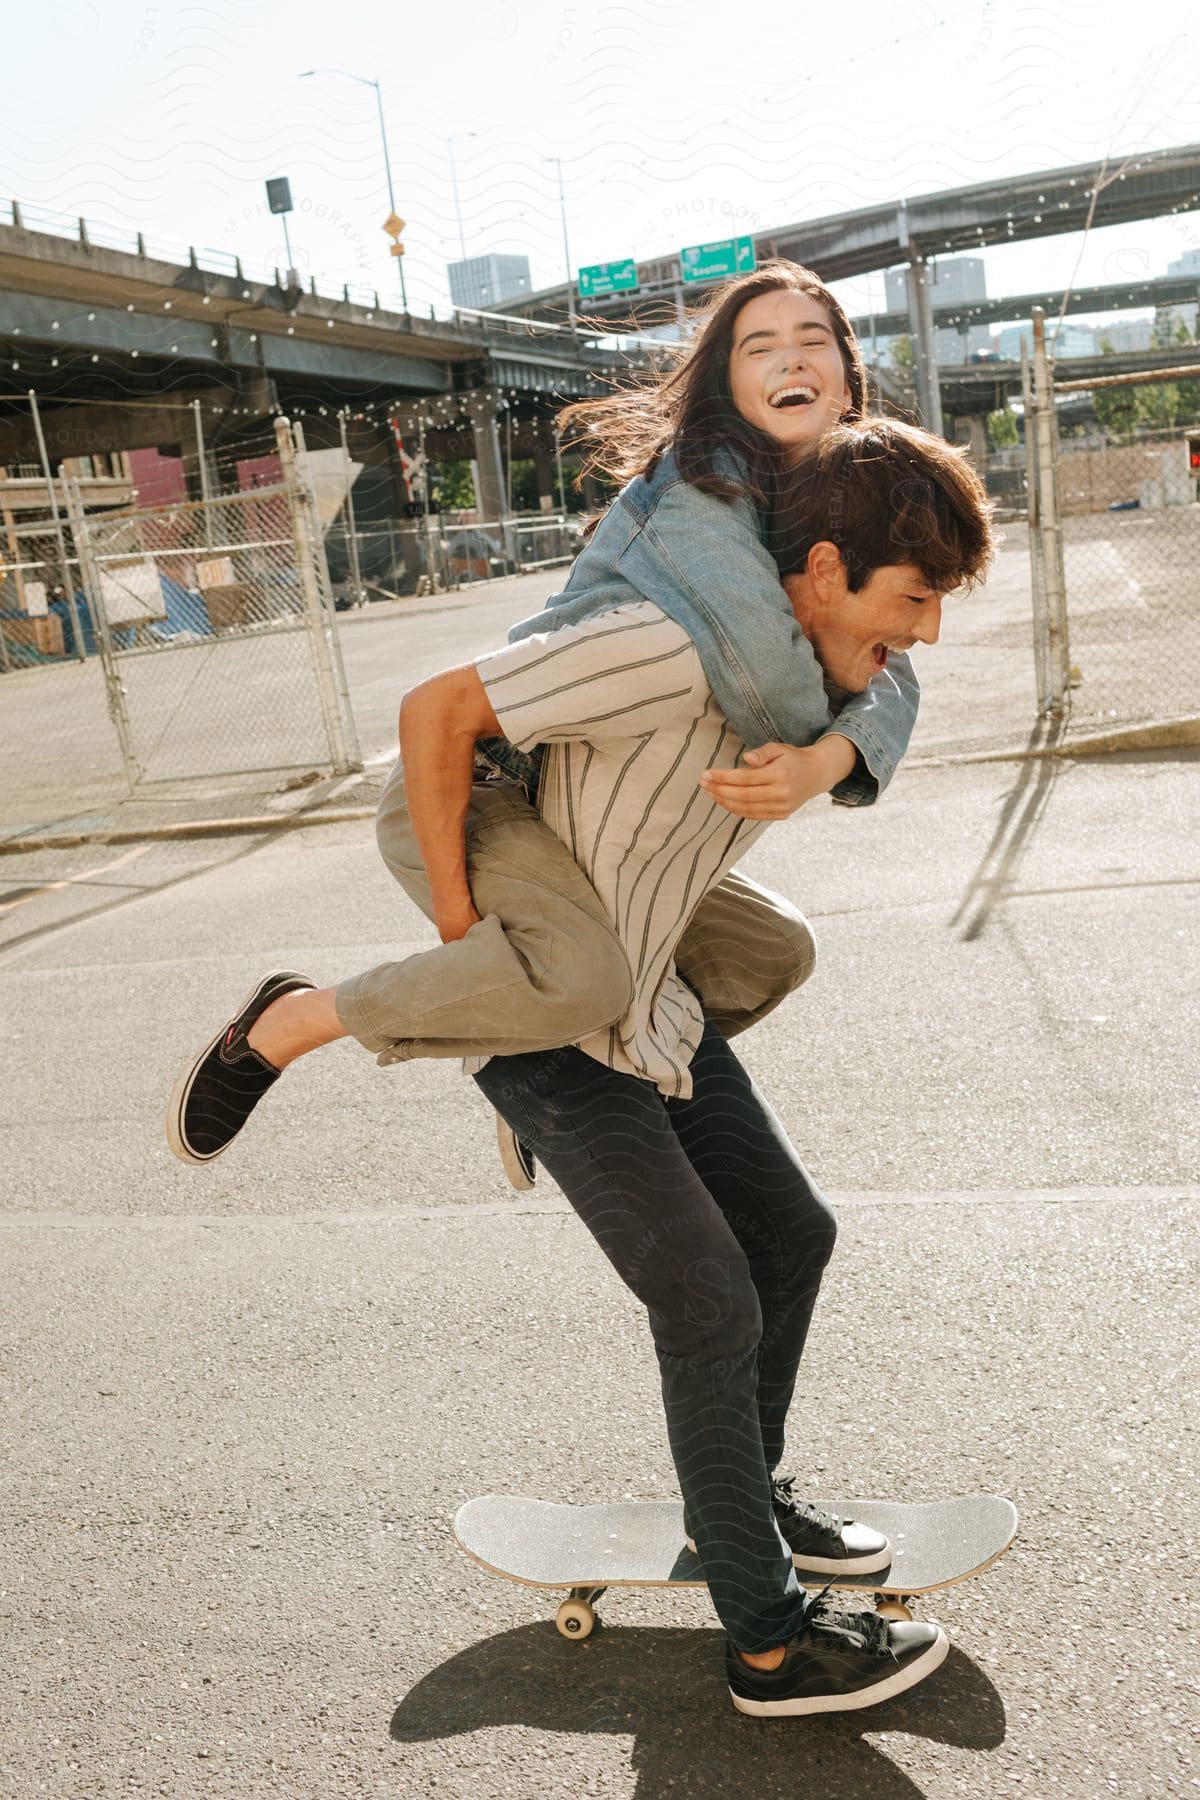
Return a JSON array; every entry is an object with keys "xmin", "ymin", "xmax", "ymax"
[
  {"xmin": 193, "ymin": 399, "xmax": 216, "ymax": 547},
  {"xmin": 1030, "ymin": 307, "xmax": 1070, "ymax": 716},
  {"xmin": 275, "ymin": 418, "xmax": 361, "ymax": 775},
  {"xmin": 1020, "ymin": 337, "xmax": 1050, "ymax": 712},
  {"xmin": 29, "ymin": 389, "xmax": 86, "ymax": 662},
  {"xmin": 337, "ymin": 409, "xmax": 365, "ymax": 605},
  {"xmin": 64, "ymin": 478, "xmax": 141, "ymax": 788}
]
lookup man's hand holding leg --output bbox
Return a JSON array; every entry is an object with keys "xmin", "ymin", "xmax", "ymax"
[{"xmin": 398, "ymin": 664, "xmax": 503, "ymax": 942}]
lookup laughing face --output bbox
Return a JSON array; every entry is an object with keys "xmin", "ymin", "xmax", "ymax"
[
  {"xmin": 727, "ymin": 289, "xmax": 853, "ymax": 460},
  {"xmin": 783, "ymin": 547, "xmax": 945, "ymax": 694}
]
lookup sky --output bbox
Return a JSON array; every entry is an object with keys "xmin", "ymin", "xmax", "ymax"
[{"xmin": 2, "ymin": 0, "xmax": 1199, "ymax": 328}]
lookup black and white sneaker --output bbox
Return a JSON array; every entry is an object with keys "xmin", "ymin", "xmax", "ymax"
[
  {"xmin": 770, "ymin": 1478, "xmax": 892, "ymax": 1575},
  {"xmin": 685, "ymin": 1477, "xmax": 891, "ymax": 1576},
  {"xmin": 166, "ymin": 971, "xmax": 315, "ymax": 1165},
  {"xmin": 727, "ymin": 1594, "xmax": 948, "ymax": 1718},
  {"xmin": 495, "ymin": 1114, "xmax": 537, "ymax": 1191}
]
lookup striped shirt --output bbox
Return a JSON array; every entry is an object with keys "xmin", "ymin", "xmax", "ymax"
[{"xmin": 475, "ymin": 601, "xmax": 765, "ymax": 1099}]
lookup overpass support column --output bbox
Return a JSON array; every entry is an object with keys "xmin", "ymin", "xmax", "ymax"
[
  {"xmin": 533, "ymin": 423, "xmax": 558, "ymax": 511},
  {"xmin": 470, "ymin": 397, "xmax": 506, "ymax": 523},
  {"xmin": 953, "ymin": 412, "xmax": 988, "ymax": 467},
  {"xmin": 904, "ymin": 248, "xmax": 945, "ymax": 439}
]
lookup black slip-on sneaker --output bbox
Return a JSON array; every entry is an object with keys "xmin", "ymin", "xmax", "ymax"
[
  {"xmin": 495, "ymin": 1114, "xmax": 537, "ymax": 1191},
  {"xmin": 727, "ymin": 1596, "xmax": 948, "ymax": 1718},
  {"xmin": 166, "ymin": 971, "xmax": 315, "ymax": 1165},
  {"xmin": 684, "ymin": 1477, "xmax": 891, "ymax": 1576}
]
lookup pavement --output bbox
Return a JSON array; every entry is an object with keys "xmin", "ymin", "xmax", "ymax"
[{"xmin": 2, "ymin": 555, "xmax": 1198, "ymax": 1796}]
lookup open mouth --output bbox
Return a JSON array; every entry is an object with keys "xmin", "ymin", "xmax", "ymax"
[
  {"xmin": 768, "ymin": 385, "xmax": 818, "ymax": 410},
  {"xmin": 871, "ymin": 643, "xmax": 888, "ymax": 669}
]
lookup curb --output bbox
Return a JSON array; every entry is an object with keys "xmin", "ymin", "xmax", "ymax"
[
  {"xmin": 912, "ymin": 714, "xmax": 1200, "ymax": 767},
  {"xmin": 6, "ymin": 715, "xmax": 1196, "ymax": 856},
  {"xmin": 0, "ymin": 805, "xmax": 378, "ymax": 856}
]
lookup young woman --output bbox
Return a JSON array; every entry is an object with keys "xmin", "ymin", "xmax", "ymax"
[{"xmin": 167, "ymin": 262, "xmax": 922, "ymax": 1177}]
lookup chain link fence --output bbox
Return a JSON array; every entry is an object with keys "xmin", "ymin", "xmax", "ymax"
[
  {"xmin": 325, "ymin": 512, "xmax": 581, "ymax": 606},
  {"xmin": 1023, "ymin": 307, "xmax": 1200, "ymax": 734},
  {"xmin": 1, "ymin": 419, "xmax": 359, "ymax": 832}
]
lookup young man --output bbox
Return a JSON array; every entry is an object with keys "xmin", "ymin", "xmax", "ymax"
[
  {"xmin": 444, "ymin": 421, "xmax": 995, "ymax": 1715},
  {"xmin": 170, "ymin": 420, "xmax": 995, "ymax": 1715}
]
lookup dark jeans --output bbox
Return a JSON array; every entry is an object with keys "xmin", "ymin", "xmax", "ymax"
[{"xmin": 473, "ymin": 1018, "xmax": 838, "ymax": 1653}]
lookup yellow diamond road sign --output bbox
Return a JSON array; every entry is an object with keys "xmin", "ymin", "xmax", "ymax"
[{"xmin": 382, "ymin": 213, "xmax": 405, "ymax": 239}]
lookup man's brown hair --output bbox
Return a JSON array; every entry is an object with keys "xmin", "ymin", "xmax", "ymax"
[{"xmin": 770, "ymin": 419, "xmax": 998, "ymax": 594}]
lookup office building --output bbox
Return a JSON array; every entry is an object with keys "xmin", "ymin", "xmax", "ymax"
[
  {"xmin": 448, "ymin": 253, "xmax": 532, "ymax": 311},
  {"xmin": 884, "ymin": 255, "xmax": 991, "ymax": 362}
]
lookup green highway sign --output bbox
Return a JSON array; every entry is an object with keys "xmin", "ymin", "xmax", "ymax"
[
  {"xmin": 578, "ymin": 258, "xmax": 639, "ymax": 298},
  {"xmin": 680, "ymin": 234, "xmax": 757, "ymax": 284}
]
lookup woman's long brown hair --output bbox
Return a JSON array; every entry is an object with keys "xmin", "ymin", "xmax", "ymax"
[{"xmin": 558, "ymin": 260, "xmax": 868, "ymax": 516}]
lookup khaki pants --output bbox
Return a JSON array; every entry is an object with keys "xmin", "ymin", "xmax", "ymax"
[{"xmin": 334, "ymin": 759, "xmax": 817, "ymax": 1064}]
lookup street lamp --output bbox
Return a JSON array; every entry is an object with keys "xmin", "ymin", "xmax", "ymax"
[
  {"xmin": 299, "ymin": 67, "xmax": 408, "ymax": 310},
  {"xmin": 447, "ymin": 132, "xmax": 477, "ymax": 263},
  {"xmin": 543, "ymin": 154, "xmax": 577, "ymax": 333}
]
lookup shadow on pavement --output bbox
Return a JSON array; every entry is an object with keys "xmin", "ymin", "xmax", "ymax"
[
  {"xmin": 951, "ymin": 718, "xmax": 1067, "ymax": 942},
  {"xmin": 390, "ymin": 1624, "xmax": 1005, "ymax": 1795}
]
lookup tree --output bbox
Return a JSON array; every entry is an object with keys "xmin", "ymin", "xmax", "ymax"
[
  {"xmin": 1163, "ymin": 314, "xmax": 1200, "ymax": 425},
  {"xmin": 987, "ymin": 405, "xmax": 1018, "ymax": 448},
  {"xmin": 434, "ymin": 460, "xmax": 477, "ymax": 512},
  {"xmin": 1092, "ymin": 338, "xmax": 1139, "ymax": 443},
  {"xmin": 1136, "ymin": 378, "xmax": 1181, "ymax": 432},
  {"xmin": 890, "ymin": 334, "xmax": 914, "ymax": 373},
  {"xmin": 1133, "ymin": 312, "xmax": 1185, "ymax": 430}
]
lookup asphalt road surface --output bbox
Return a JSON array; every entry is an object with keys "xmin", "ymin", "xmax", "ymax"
[{"xmin": 3, "ymin": 713, "xmax": 1197, "ymax": 1795}]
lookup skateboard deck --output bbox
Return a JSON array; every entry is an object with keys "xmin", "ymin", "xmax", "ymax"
[{"xmin": 453, "ymin": 1493, "xmax": 1017, "ymax": 1639}]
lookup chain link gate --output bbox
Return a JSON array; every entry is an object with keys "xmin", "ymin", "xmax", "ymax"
[
  {"xmin": 67, "ymin": 418, "xmax": 360, "ymax": 789},
  {"xmin": 1023, "ymin": 305, "xmax": 1200, "ymax": 733}
]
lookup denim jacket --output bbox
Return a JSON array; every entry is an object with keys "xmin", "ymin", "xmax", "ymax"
[{"xmin": 478, "ymin": 446, "xmax": 919, "ymax": 807}]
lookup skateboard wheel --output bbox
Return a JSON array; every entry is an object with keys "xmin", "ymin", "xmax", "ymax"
[
  {"xmin": 874, "ymin": 1598, "xmax": 914, "ymax": 1622},
  {"xmin": 556, "ymin": 1599, "xmax": 596, "ymax": 1640}
]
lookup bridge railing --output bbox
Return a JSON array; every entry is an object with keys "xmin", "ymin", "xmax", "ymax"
[{"xmin": 450, "ymin": 306, "xmax": 668, "ymax": 361}]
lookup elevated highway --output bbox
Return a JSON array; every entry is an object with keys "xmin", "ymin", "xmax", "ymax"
[
  {"xmin": 0, "ymin": 213, "xmax": 652, "ymax": 510},
  {"xmin": 851, "ymin": 272, "xmax": 1200, "ymax": 346}
]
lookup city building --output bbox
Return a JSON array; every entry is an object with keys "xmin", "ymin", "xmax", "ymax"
[
  {"xmin": 1094, "ymin": 317, "xmax": 1154, "ymax": 354},
  {"xmin": 883, "ymin": 255, "xmax": 991, "ymax": 362},
  {"xmin": 1158, "ymin": 250, "xmax": 1200, "ymax": 337},
  {"xmin": 448, "ymin": 253, "xmax": 532, "ymax": 311},
  {"xmin": 995, "ymin": 320, "xmax": 1098, "ymax": 361}
]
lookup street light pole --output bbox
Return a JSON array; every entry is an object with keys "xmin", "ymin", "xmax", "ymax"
[
  {"xmin": 299, "ymin": 68, "xmax": 407, "ymax": 310},
  {"xmin": 544, "ymin": 155, "xmax": 577, "ymax": 333},
  {"xmin": 371, "ymin": 78, "xmax": 408, "ymax": 311}
]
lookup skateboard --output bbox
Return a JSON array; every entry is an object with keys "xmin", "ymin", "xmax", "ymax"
[{"xmin": 453, "ymin": 1493, "xmax": 1017, "ymax": 1640}]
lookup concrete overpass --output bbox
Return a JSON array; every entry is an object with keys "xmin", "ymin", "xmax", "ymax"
[
  {"xmin": 851, "ymin": 272, "xmax": 1200, "ymax": 346},
  {"xmin": 933, "ymin": 340, "xmax": 1199, "ymax": 409},
  {"xmin": 0, "ymin": 209, "xmax": 656, "ymax": 513}
]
